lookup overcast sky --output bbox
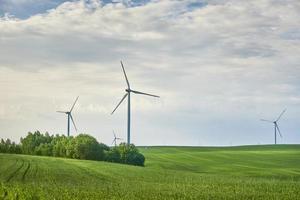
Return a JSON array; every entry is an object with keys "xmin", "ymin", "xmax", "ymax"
[{"xmin": 0, "ymin": 0, "xmax": 299, "ymax": 146}]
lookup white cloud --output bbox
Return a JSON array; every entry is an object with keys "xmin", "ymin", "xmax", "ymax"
[{"xmin": 0, "ymin": 0, "xmax": 299, "ymax": 145}]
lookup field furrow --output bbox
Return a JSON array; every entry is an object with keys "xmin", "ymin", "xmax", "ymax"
[
  {"xmin": 21, "ymin": 162, "xmax": 30, "ymax": 181},
  {"xmin": 5, "ymin": 159, "xmax": 24, "ymax": 183}
]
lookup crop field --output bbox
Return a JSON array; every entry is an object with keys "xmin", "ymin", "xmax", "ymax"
[{"xmin": 0, "ymin": 145, "xmax": 300, "ymax": 199}]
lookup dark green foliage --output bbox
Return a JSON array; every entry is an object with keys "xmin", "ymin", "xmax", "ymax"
[
  {"xmin": 0, "ymin": 131, "xmax": 145, "ymax": 166},
  {"xmin": 34, "ymin": 143, "xmax": 53, "ymax": 156},
  {"xmin": 52, "ymin": 135, "xmax": 69, "ymax": 157},
  {"xmin": 105, "ymin": 147, "xmax": 121, "ymax": 163},
  {"xmin": 0, "ymin": 138, "xmax": 21, "ymax": 154},
  {"xmin": 127, "ymin": 151, "xmax": 145, "ymax": 166},
  {"xmin": 99, "ymin": 143, "xmax": 110, "ymax": 151},
  {"xmin": 71, "ymin": 134, "xmax": 105, "ymax": 161},
  {"xmin": 106, "ymin": 143, "xmax": 145, "ymax": 166},
  {"xmin": 20, "ymin": 131, "xmax": 52, "ymax": 155}
]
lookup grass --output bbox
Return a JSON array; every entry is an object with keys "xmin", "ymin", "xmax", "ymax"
[{"xmin": 0, "ymin": 145, "xmax": 300, "ymax": 199}]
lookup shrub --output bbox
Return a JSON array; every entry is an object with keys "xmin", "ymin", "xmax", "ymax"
[{"xmin": 126, "ymin": 152, "xmax": 145, "ymax": 166}]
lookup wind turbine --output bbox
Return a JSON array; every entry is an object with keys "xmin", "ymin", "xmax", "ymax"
[
  {"xmin": 111, "ymin": 61, "xmax": 159, "ymax": 144},
  {"xmin": 261, "ymin": 109, "xmax": 286, "ymax": 145},
  {"xmin": 57, "ymin": 96, "xmax": 79, "ymax": 137},
  {"xmin": 112, "ymin": 131, "xmax": 122, "ymax": 146}
]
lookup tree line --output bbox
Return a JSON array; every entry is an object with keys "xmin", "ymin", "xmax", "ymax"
[{"xmin": 0, "ymin": 131, "xmax": 145, "ymax": 166}]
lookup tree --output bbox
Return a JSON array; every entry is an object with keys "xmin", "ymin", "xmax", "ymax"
[
  {"xmin": 105, "ymin": 147, "xmax": 121, "ymax": 163},
  {"xmin": 0, "ymin": 139, "xmax": 6, "ymax": 153},
  {"xmin": 72, "ymin": 134, "xmax": 106, "ymax": 161},
  {"xmin": 35, "ymin": 144, "xmax": 52, "ymax": 156},
  {"xmin": 20, "ymin": 131, "xmax": 53, "ymax": 155},
  {"xmin": 5, "ymin": 139, "xmax": 12, "ymax": 153},
  {"xmin": 0, "ymin": 139, "xmax": 21, "ymax": 154},
  {"xmin": 0, "ymin": 132, "xmax": 145, "ymax": 166},
  {"xmin": 52, "ymin": 135, "xmax": 69, "ymax": 157},
  {"xmin": 117, "ymin": 143, "xmax": 145, "ymax": 166}
]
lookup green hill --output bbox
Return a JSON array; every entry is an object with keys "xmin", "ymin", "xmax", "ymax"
[{"xmin": 1, "ymin": 145, "xmax": 300, "ymax": 199}]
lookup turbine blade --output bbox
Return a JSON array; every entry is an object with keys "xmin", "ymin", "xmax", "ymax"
[
  {"xmin": 121, "ymin": 61, "xmax": 130, "ymax": 89},
  {"xmin": 276, "ymin": 109, "xmax": 287, "ymax": 122},
  {"xmin": 70, "ymin": 114, "xmax": 77, "ymax": 132},
  {"xmin": 276, "ymin": 124, "xmax": 283, "ymax": 138},
  {"xmin": 131, "ymin": 90, "xmax": 160, "ymax": 98},
  {"xmin": 57, "ymin": 111, "xmax": 67, "ymax": 113},
  {"xmin": 111, "ymin": 93, "xmax": 128, "ymax": 115},
  {"xmin": 260, "ymin": 119, "xmax": 273, "ymax": 123},
  {"xmin": 112, "ymin": 139, "xmax": 116, "ymax": 145},
  {"xmin": 70, "ymin": 96, "xmax": 79, "ymax": 112}
]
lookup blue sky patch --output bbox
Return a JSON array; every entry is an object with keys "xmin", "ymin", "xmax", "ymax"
[{"xmin": 0, "ymin": 0, "xmax": 154, "ymax": 19}]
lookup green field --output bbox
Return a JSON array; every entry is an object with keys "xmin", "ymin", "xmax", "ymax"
[{"xmin": 0, "ymin": 145, "xmax": 300, "ymax": 199}]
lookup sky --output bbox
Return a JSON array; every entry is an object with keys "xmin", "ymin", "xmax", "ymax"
[{"xmin": 0, "ymin": 0, "xmax": 299, "ymax": 146}]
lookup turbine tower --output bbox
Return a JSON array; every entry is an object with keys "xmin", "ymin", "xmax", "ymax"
[
  {"xmin": 111, "ymin": 61, "xmax": 159, "ymax": 144},
  {"xmin": 112, "ymin": 131, "xmax": 122, "ymax": 146},
  {"xmin": 57, "ymin": 96, "xmax": 79, "ymax": 137},
  {"xmin": 261, "ymin": 109, "xmax": 286, "ymax": 145}
]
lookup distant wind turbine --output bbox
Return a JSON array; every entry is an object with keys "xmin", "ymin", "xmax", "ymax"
[
  {"xmin": 111, "ymin": 61, "xmax": 160, "ymax": 144},
  {"xmin": 57, "ymin": 96, "xmax": 79, "ymax": 137},
  {"xmin": 112, "ymin": 131, "xmax": 122, "ymax": 146},
  {"xmin": 261, "ymin": 109, "xmax": 286, "ymax": 145}
]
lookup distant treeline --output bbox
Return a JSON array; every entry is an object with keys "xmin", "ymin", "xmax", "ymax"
[{"xmin": 0, "ymin": 131, "xmax": 145, "ymax": 166}]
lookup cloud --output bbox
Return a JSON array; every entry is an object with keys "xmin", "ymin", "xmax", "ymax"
[{"xmin": 0, "ymin": 0, "xmax": 299, "ymax": 145}]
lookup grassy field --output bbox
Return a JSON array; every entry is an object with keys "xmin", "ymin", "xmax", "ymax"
[{"xmin": 0, "ymin": 145, "xmax": 300, "ymax": 199}]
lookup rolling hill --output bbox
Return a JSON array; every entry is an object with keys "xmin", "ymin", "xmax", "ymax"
[{"xmin": 0, "ymin": 145, "xmax": 300, "ymax": 199}]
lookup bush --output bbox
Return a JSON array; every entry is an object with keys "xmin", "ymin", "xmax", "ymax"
[{"xmin": 127, "ymin": 152, "xmax": 145, "ymax": 166}]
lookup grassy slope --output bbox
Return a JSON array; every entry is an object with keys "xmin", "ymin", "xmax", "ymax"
[{"xmin": 0, "ymin": 145, "xmax": 300, "ymax": 199}]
